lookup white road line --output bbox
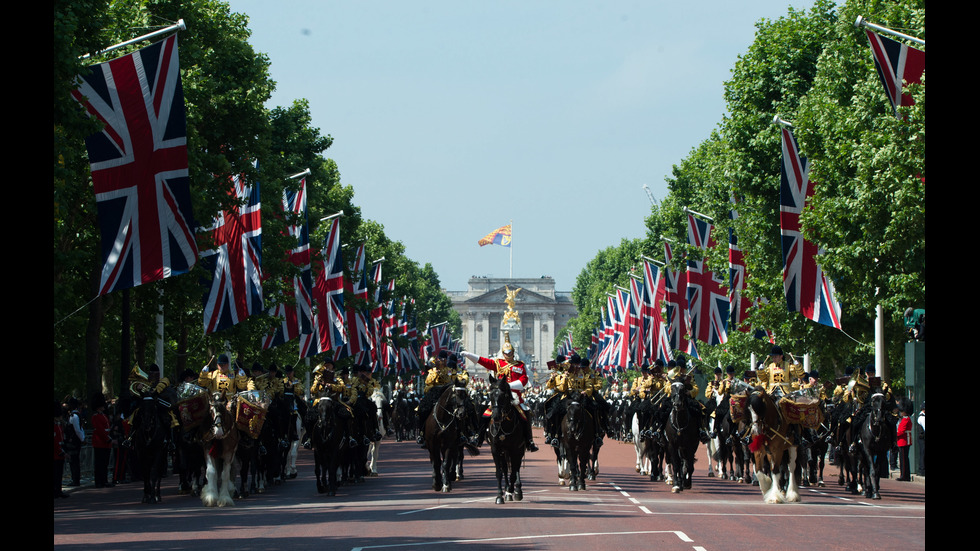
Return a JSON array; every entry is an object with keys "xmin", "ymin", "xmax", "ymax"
[{"xmin": 350, "ymin": 530, "xmax": 694, "ymax": 551}]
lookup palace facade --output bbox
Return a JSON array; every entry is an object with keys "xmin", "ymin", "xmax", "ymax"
[{"xmin": 445, "ymin": 276, "xmax": 578, "ymax": 386}]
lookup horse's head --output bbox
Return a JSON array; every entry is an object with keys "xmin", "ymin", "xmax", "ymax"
[
  {"xmin": 670, "ymin": 381, "xmax": 688, "ymax": 408},
  {"xmin": 868, "ymin": 393, "xmax": 885, "ymax": 425}
]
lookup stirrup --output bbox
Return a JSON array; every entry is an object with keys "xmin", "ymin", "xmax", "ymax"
[{"xmin": 526, "ymin": 440, "xmax": 539, "ymax": 452}]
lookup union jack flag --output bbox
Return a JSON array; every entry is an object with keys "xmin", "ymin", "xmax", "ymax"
[
  {"xmin": 262, "ymin": 177, "xmax": 313, "ymax": 351},
  {"xmin": 343, "ymin": 244, "xmax": 373, "ymax": 360},
  {"xmin": 628, "ymin": 277, "xmax": 644, "ymax": 366},
  {"xmin": 614, "ymin": 289, "xmax": 632, "ymax": 371},
  {"xmin": 367, "ymin": 261, "xmax": 384, "ymax": 365},
  {"xmin": 313, "ymin": 218, "xmax": 348, "ymax": 353},
  {"xmin": 779, "ymin": 127, "xmax": 843, "ymax": 330},
  {"xmin": 71, "ymin": 35, "xmax": 197, "ymax": 295},
  {"xmin": 640, "ymin": 260, "xmax": 672, "ymax": 365},
  {"xmin": 686, "ymin": 213, "xmax": 729, "ymax": 346},
  {"xmin": 728, "ymin": 203, "xmax": 752, "ymax": 333},
  {"xmin": 663, "ymin": 241, "xmax": 689, "ymax": 354},
  {"xmin": 199, "ymin": 161, "xmax": 263, "ymax": 334},
  {"xmin": 865, "ymin": 29, "xmax": 924, "ymax": 116}
]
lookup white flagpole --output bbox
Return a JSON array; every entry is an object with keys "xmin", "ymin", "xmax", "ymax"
[
  {"xmin": 509, "ymin": 219, "xmax": 513, "ymax": 278},
  {"xmin": 80, "ymin": 19, "xmax": 187, "ymax": 60},
  {"xmin": 855, "ymin": 16, "xmax": 925, "ymax": 47}
]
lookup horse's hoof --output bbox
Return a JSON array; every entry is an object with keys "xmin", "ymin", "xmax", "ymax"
[
  {"xmin": 672, "ymin": 486, "xmax": 681, "ymax": 493},
  {"xmin": 496, "ymin": 496, "xmax": 505, "ymax": 504},
  {"xmin": 708, "ymin": 471, "xmax": 715, "ymax": 477}
]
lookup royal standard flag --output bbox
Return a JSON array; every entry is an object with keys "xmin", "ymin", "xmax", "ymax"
[{"xmin": 478, "ymin": 224, "xmax": 512, "ymax": 247}]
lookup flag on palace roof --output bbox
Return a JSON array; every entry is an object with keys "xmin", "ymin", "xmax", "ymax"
[
  {"xmin": 199, "ymin": 160, "xmax": 264, "ymax": 334},
  {"xmin": 779, "ymin": 127, "xmax": 843, "ymax": 330},
  {"xmin": 71, "ymin": 35, "xmax": 197, "ymax": 295},
  {"xmin": 478, "ymin": 224, "xmax": 512, "ymax": 247}
]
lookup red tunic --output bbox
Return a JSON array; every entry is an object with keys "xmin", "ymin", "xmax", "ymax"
[
  {"xmin": 475, "ymin": 356, "xmax": 529, "ymax": 403},
  {"xmin": 54, "ymin": 422, "xmax": 64, "ymax": 461},
  {"xmin": 896, "ymin": 416, "xmax": 912, "ymax": 447},
  {"xmin": 92, "ymin": 412, "xmax": 112, "ymax": 449}
]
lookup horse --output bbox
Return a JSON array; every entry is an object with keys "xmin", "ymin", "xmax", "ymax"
[
  {"xmin": 707, "ymin": 391, "xmax": 736, "ymax": 480},
  {"xmin": 664, "ymin": 380, "xmax": 701, "ymax": 493},
  {"xmin": 854, "ymin": 392, "xmax": 895, "ymax": 500},
  {"xmin": 310, "ymin": 396, "xmax": 346, "ymax": 496},
  {"xmin": 390, "ymin": 390, "xmax": 413, "ymax": 442},
  {"xmin": 280, "ymin": 389, "xmax": 305, "ymax": 479},
  {"xmin": 488, "ymin": 376, "xmax": 526, "ymax": 504},
  {"xmin": 367, "ymin": 388, "xmax": 387, "ymax": 477},
  {"xmin": 423, "ymin": 384, "xmax": 480, "ymax": 493},
  {"xmin": 744, "ymin": 389, "xmax": 801, "ymax": 503},
  {"xmin": 559, "ymin": 391, "xmax": 595, "ymax": 492},
  {"xmin": 200, "ymin": 393, "xmax": 241, "ymax": 507},
  {"xmin": 829, "ymin": 400, "xmax": 862, "ymax": 494},
  {"xmin": 130, "ymin": 391, "xmax": 169, "ymax": 504}
]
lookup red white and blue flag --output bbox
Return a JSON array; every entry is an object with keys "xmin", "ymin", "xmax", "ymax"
[
  {"xmin": 343, "ymin": 243, "xmax": 373, "ymax": 361},
  {"xmin": 640, "ymin": 260, "xmax": 672, "ymax": 365},
  {"xmin": 71, "ymin": 35, "xmax": 197, "ymax": 295},
  {"xmin": 663, "ymin": 241, "xmax": 689, "ymax": 354},
  {"xmin": 312, "ymin": 218, "xmax": 348, "ymax": 353},
  {"xmin": 199, "ymin": 161, "xmax": 263, "ymax": 334},
  {"xmin": 779, "ymin": 127, "xmax": 843, "ymax": 330},
  {"xmin": 628, "ymin": 277, "xmax": 645, "ymax": 365},
  {"xmin": 263, "ymin": 177, "xmax": 314, "ymax": 351},
  {"xmin": 728, "ymin": 203, "xmax": 752, "ymax": 334},
  {"xmin": 865, "ymin": 29, "xmax": 924, "ymax": 116},
  {"xmin": 686, "ymin": 213, "xmax": 730, "ymax": 346}
]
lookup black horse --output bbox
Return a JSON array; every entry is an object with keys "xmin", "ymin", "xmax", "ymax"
[
  {"xmin": 488, "ymin": 376, "xmax": 526, "ymax": 504},
  {"xmin": 130, "ymin": 391, "xmax": 169, "ymax": 504},
  {"xmin": 310, "ymin": 396, "xmax": 346, "ymax": 496},
  {"xmin": 664, "ymin": 380, "xmax": 701, "ymax": 493},
  {"xmin": 854, "ymin": 392, "xmax": 896, "ymax": 500},
  {"xmin": 423, "ymin": 384, "xmax": 479, "ymax": 493},
  {"xmin": 559, "ymin": 391, "xmax": 595, "ymax": 492}
]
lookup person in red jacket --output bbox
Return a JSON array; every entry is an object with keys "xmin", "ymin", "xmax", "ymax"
[
  {"xmin": 461, "ymin": 332, "xmax": 538, "ymax": 452},
  {"xmin": 90, "ymin": 393, "xmax": 114, "ymax": 488},
  {"xmin": 896, "ymin": 401, "xmax": 913, "ymax": 481}
]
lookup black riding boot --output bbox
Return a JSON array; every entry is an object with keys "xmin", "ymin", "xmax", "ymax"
[{"xmin": 523, "ymin": 413, "xmax": 538, "ymax": 452}]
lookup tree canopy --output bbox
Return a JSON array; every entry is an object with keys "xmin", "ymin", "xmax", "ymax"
[
  {"xmin": 564, "ymin": 0, "xmax": 924, "ymax": 386},
  {"xmin": 54, "ymin": 0, "xmax": 459, "ymax": 401}
]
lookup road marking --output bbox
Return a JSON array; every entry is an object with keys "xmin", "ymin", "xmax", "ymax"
[
  {"xmin": 396, "ymin": 504, "xmax": 449, "ymax": 516},
  {"xmin": 350, "ymin": 530, "xmax": 694, "ymax": 550}
]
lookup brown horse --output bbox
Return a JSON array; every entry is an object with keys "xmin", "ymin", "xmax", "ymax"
[{"xmin": 745, "ymin": 389, "xmax": 800, "ymax": 503}]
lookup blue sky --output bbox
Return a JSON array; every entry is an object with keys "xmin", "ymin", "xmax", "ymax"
[{"xmin": 226, "ymin": 0, "xmax": 816, "ymax": 293}]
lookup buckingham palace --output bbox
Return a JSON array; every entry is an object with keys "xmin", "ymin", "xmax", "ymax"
[{"xmin": 444, "ymin": 276, "xmax": 578, "ymax": 386}]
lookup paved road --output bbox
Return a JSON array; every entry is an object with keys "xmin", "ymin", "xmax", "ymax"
[{"xmin": 54, "ymin": 427, "xmax": 925, "ymax": 550}]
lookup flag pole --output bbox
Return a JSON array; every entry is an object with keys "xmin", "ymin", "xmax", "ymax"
[
  {"xmin": 80, "ymin": 19, "xmax": 187, "ymax": 60},
  {"xmin": 855, "ymin": 16, "xmax": 925, "ymax": 47},
  {"xmin": 288, "ymin": 168, "xmax": 311, "ymax": 180},
  {"xmin": 683, "ymin": 206, "xmax": 714, "ymax": 222},
  {"xmin": 509, "ymin": 219, "xmax": 513, "ymax": 278}
]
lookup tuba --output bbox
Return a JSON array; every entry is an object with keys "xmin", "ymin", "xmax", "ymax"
[{"xmin": 129, "ymin": 365, "xmax": 153, "ymax": 395}]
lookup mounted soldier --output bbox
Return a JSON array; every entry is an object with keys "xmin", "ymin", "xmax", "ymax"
[{"xmin": 461, "ymin": 331, "xmax": 539, "ymax": 452}]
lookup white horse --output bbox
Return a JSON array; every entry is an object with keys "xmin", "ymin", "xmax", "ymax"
[
  {"xmin": 706, "ymin": 391, "xmax": 724, "ymax": 478},
  {"xmin": 367, "ymin": 388, "xmax": 387, "ymax": 476},
  {"xmin": 633, "ymin": 412, "xmax": 652, "ymax": 476},
  {"xmin": 201, "ymin": 394, "xmax": 240, "ymax": 507}
]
